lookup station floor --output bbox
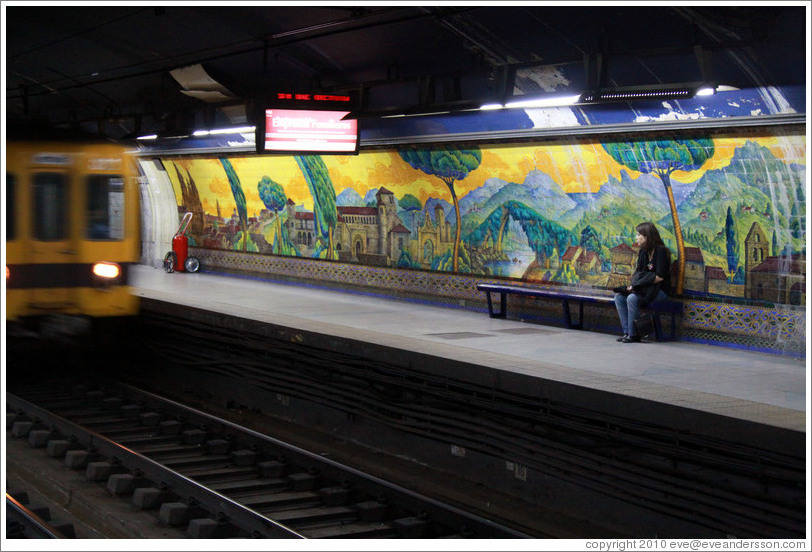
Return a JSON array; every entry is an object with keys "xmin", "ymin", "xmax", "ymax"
[{"xmin": 131, "ymin": 265, "xmax": 808, "ymax": 433}]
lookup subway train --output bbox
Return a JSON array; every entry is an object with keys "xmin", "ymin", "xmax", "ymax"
[{"xmin": 5, "ymin": 128, "xmax": 141, "ymax": 334}]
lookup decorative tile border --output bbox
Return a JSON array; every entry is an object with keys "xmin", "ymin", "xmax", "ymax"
[{"xmin": 193, "ymin": 248, "xmax": 806, "ymax": 357}]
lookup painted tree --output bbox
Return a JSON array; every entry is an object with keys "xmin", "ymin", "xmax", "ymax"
[
  {"xmin": 295, "ymin": 155, "xmax": 337, "ymax": 259},
  {"xmin": 258, "ymin": 176, "xmax": 287, "ymax": 254},
  {"xmin": 602, "ymin": 136, "xmax": 715, "ymax": 294},
  {"xmin": 724, "ymin": 205, "xmax": 740, "ymax": 280},
  {"xmin": 219, "ymin": 158, "xmax": 250, "ymax": 251},
  {"xmin": 789, "ymin": 201, "xmax": 803, "ymax": 239},
  {"xmin": 579, "ymin": 225, "xmax": 601, "ymax": 253},
  {"xmin": 398, "ymin": 146, "xmax": 482, "ymax": 272},
  {"xmin": 399, "ymin": 193, "xmax": 422, "ymax": 233}
]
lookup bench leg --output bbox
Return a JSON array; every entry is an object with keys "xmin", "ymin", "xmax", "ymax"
[
  {"xmin": 651, "ymin": 312, "xmax": 663, "ymax": 341},
  {"xmin": 486, "ymin": 291, "xmax": 507, "ymax": 319},
  {"xmin": 561, "ymin": 300, "xmax": 583, "ymax": 329}
]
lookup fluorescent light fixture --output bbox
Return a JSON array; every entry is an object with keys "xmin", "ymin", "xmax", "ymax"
[
  {"xmin": 695, "ymin": 86, "xmax": 716, "ymax": 96},
  {"xmin": 211, "ymin": 125, "xmax": 255, "ymax": 135},
  {"xmin": 193, "ymin": 125, "xmax": 256, "ymax": 137},
  {"xmin": 504, "ymin": 94, "xmax": 581, "ymax": 109},
  {"xmin": 136, "ymin": 134, "xmax": 158, "ymax": 140},
  {"xmin": 381, "ymin": 111, "xmax": 451, "ymax": 119},
  {"xmin": 479, "ymin": 103, "xmax": 504, "ymax": 111}
]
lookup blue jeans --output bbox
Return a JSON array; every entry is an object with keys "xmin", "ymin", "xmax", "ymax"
[{"xmin": 614, "ymin": 290, "xmax": 668, "ymax": 336}]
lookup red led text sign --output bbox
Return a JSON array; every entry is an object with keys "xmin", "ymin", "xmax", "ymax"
[
  {"xmin": 275, "ymin": 93, "xmax": 352, "ymax": 103},
  {"xmin": 264, "ymin": 109, "xmax": 358, "ymax": 153}
]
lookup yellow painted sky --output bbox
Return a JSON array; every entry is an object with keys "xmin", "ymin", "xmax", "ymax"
[{"xmin": 167, "ymin": 136, "xmax": 801, "ymax": 217}]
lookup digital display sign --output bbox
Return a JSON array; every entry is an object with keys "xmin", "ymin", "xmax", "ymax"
[
  {"xmin": 275, "ymin": 92, "xmax": 352, "ymax": 103},
  {"xmin": 262, "ymin": 109, "xmax": 358, "ymax": 154}
]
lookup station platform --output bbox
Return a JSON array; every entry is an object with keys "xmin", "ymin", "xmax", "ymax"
[{"xmin": 131, "ymin": 264, "xmax": 807, "ymax": 434}]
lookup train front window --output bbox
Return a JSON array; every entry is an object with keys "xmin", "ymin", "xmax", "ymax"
[
  {"xmin": 6, "ymin": 173, "xmax": 15, "ymax": 240},
  {"xmin": 87, "ymin": 175, "xmax": 125, "ymax": 240},
  {"xmin": 33, "ymin": 172, "xmax": 68, "ymax": 241}
]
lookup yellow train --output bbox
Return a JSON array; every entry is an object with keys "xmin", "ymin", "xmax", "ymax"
[{"xmin": 5, "ymin": 132, "xmax": 140, "ymax": 331}]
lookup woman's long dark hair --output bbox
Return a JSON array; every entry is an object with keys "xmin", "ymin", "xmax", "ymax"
[{"xmin": 636, "ymin": 222, "xmax": 665, "ymax": 254}]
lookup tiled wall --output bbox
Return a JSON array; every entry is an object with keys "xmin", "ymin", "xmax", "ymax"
[
  {"xmin": 191, "ymin": 247, "xmax": 806, "ymax": 358},
  {"xmin": 160, "ymin": 125, "xmax": 806, "ymax": 357}
]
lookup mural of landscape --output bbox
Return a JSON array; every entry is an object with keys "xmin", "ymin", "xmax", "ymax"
[{"xmin": 165, "ymin": 129, "xmax": 806, "ymax": 306}]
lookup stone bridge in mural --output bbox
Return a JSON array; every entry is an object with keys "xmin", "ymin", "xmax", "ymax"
[{"xmin": 465, "ymin": 200, "xmax": 575, "ymax": 266}]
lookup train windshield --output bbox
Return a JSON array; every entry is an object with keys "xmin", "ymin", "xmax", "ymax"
[
  {"xmin": 33, "ymin": 173, "xmax": 68, "ymax": 241},
  {"xmin": 87, "ymin": 175, "xmax": 125, "ymax": 240}
]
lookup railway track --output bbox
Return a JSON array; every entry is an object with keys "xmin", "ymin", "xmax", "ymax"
[
  {"xmin": 6, "ymin": 382, "xmax": 529, "ymax": 539},
  {"xmin": 5, "ymin": 493, "xmax": 74, "ymax": 539}
]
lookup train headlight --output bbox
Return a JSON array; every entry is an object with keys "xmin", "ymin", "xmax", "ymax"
[{"xmin": 92, "ymin": 261, "xmax": 121, "ymax": 280}]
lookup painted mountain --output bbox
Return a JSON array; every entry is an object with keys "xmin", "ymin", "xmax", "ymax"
[{"xmin": 336, "ymin": 187, "xmax": 366, "ymax": 207}]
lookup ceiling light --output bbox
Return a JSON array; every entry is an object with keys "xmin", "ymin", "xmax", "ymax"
[
  {"xmin": 479, "ymin": 103, "xmax": 504, "ymax": 111},
  {"xmin": 193, "ymin": 125, "xmax": 256, "ymax": 137},
  {"xmin": 381, "ymin": 111, "xmax": 451, "ymax": 119},
  {"xmin": 695, "ymin": 86, "xmax": 716, "ymax": 96},
  {"xmin": 210, "ymin": 126, "xmax": 255, "ymax": 135},
  {"xmin": 599, "ymin": 88, "xmax": 693, "ymax": 100},
  {"xmin": 136, "ymin": 134, "xmax": 158, "ymax": 140},
  {"xmin": 504, "ymin": 94, "xmax": 582, "ymax": 109}
]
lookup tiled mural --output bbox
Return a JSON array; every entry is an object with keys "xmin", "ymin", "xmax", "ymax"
[{"xmin": 164, "ymin": 127, "xmax": 806, "ymax": 308}]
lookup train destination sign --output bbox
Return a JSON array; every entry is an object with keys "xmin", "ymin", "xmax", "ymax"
[
  {"xmin": 269, "ymin": 91, "xmax": 357, "ymax": 111},
  {"xmin": 275, "ymin": 92, "xmax": 352, "ymax": 103}
]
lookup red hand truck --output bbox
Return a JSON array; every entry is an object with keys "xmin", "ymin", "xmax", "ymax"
[{"xmin": 163, "ymin": 212, "xmax": 200, "ymax": 273}]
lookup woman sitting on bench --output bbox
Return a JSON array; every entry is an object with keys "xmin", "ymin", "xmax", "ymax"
[{"xmin": 614, "ymin": 222, "xmax": 672, "ymax": 343}]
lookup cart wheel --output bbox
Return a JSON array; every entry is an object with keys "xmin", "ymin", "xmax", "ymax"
[
  {"xmin": 184, "ymin": 256, "xmax": 200, "ymax": 273},
  {"xmin": 163, "ymin": 251, "xmax": 176, "ymax": 273}
]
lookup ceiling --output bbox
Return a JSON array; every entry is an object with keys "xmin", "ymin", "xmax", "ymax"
[{"xmin": 4, "ymin": 4, "xmax": 806, "ymax": 140}]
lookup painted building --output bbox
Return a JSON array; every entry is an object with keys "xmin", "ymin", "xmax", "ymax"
[
  {"xmin": 683, "ymin": 247, "xmax": 706, "ymax": 293},
  {"xmin": 749, "ymin": 254, "xmax": 806, "ymax": 305}
]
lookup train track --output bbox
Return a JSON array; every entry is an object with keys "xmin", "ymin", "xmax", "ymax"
[
  {"xmin": 6, "ymin": 381, "xmax": 530, "ymax": 539},
  {"xmin": 129, "ymin": 307, "xmax": 805, "ymax": 538},
  {"xmin": 5, "ymin": 493, "xmax": 74, "ymax": 539}
]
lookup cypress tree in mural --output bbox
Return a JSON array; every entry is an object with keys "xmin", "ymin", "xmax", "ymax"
[
  {"xmin": 397, "ymin": 146, "xmax": 482, "ymax": 272},
  {"xmin": 219, "ymin": 158, "xmax": 249, "ymax": 251},
  {"xmin": 601, "ymin": 137, "xmax": 714, "ymax": 295},
  {"xmin": 171, "ymin": 165, "xmax": 205, "ymax": 239},
  {"xmin": 258, "ymin": 176, "xmax": 287, "ymax": 254},
  {"xmin": 295, "ymin": 155, "xmax": 337, "ymax": 259},
  {"xmin": 724, "ymin": 206, "xmax": 740, "ymax": 281}
]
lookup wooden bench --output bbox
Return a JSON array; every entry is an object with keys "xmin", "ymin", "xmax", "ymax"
[{"xmin": 476, "ymin": 282, "xmax": 683, "ymax": 341}]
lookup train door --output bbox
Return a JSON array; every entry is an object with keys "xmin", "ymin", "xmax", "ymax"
[{"xmin": 28, "ymin": 151, "xmax": 79, "ymax": 311}]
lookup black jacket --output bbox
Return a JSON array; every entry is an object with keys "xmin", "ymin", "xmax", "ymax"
[{"xmin": 631, "ymin": 246, "xmax": 671, "ymax": 307}]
